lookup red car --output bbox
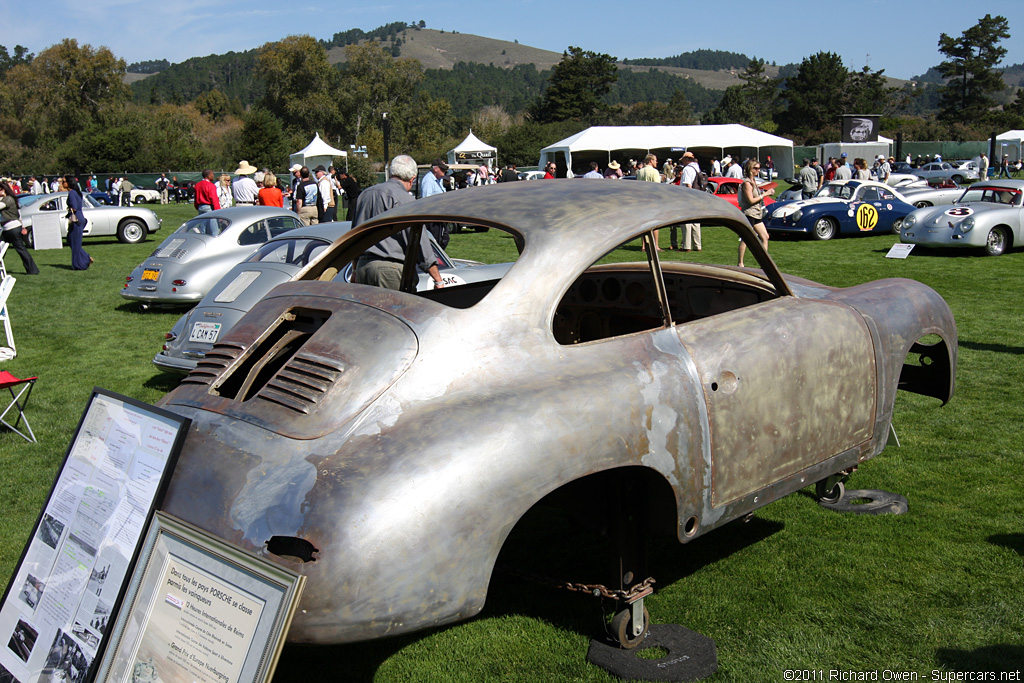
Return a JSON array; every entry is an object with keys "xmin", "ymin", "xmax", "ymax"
[{"xmin": 706, "ymin": 177, "xmax": 777, "ymax": 210}]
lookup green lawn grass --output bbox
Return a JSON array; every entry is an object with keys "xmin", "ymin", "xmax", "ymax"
[{"xmin": 1, "ymin": 199, "xmax": 1021, "ymax": 682}]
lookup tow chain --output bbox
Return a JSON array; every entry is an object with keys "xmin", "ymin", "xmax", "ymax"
[{"xmin": 497, "ymin": 565, "xmax": 655, "ymax": 602}]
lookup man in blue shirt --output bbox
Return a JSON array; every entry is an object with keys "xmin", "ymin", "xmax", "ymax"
[
  {"xmin": 419, "ymin": 158, "xmax": 450, "ymax": 248},
  {"xmin": 419, "ymin": 158, "xmax": 448, "ymax": 199}
]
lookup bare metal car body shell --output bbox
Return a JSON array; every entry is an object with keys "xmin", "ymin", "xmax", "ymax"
[{"xmin": 158, "ymin": 181, "xmax": 956, "ymax": 644}]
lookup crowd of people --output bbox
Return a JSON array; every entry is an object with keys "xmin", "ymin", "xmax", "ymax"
[{"xmin": 191, "ymin": 160, "xmax": 362, "ymax": 227}]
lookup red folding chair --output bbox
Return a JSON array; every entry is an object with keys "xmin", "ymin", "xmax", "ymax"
[{"xmin": 0, "ymin": 371, "xmax": 36, "ymax": 443}]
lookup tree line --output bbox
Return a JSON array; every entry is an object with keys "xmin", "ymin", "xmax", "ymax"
[{"xmin": 1, "ymin": 15, "xmax": 1020, "ymax": 180}]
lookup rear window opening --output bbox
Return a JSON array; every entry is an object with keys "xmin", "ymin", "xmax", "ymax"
[
  {"xmin": 212, "ymin": 307, "xmax": 331, "ymax": 401},
  {"xmin": 299, "ymin": 220, "xmax": 522, "ymax": 309}
]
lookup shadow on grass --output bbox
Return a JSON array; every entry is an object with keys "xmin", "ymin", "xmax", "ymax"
[
  {"xmin": 987, "ymin": 533, "xmax": 1024, "ymax": 556},
  {"xmin": 935, "ymin": 644, "xmax": 1024, "ymax": 673},
  {"xmin": 959, "ymin": 340, "xmax": 1024, "ymax": 356},
  {"xmin": 270, "ymin": 509, "xmax": 783, "ymax": 682},
  {"xmin": 143, "ymin": 373, "xmax": 182, "ymax": 394}
]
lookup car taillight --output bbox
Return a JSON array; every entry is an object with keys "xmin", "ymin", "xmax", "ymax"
[
  {"xmin": 165, "ymin": 332, "xmax": 176, "ymax": 341},
  {"xmin": 125, "ymin": 275, "xmax": 133, "ymax": 282},
  {"xmin": 172, "ymin": 279, "xmax": 186, "ymax": 286}
]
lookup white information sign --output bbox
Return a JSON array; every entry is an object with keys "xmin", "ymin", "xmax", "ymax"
[{"xmin": 886, "ymin": 243, "xmax": 915, "ymax": 259}]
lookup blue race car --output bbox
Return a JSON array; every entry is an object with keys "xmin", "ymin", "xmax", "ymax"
[{"xmin": 766, "ymin": 180, "xmax": 916, "ymax": 240}]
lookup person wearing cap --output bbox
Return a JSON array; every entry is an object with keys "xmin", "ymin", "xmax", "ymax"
[
  {"xmin": 293, "ymin": 166, "xmax": 320, "ymax": 225},
  {"xmin": 287, "ymin": 163, "xmax": 303, "ymax": 210},
  {"xmin": 835, "ymin": 153, "xmax": 852, "ymax": 181},
  {"xmin": 725, "ymin": 157, "xmax": 743, "ymax": 179},
  {"xmin": 231, "ymin": 161, "xmax": 259, "ymax": 205},
  {"xmin": 314, "ymin": 166, "xmax": 334, "ymax": 222},
  {"xmin": 420, "ymin": 159, "xmax": 449, "ymax": 199},
  {"xmin": 875, "ymin": 155, "xmax": 890, "ymax": 184},
  {"xmin": 354, "ymin": 155, "xmax": 444, "ymax": 291},
  {"xmin": 418, "ymin": 158, "xmax": 450, "ymax": 247},
  {"xmin": 498, "ymin": 163, "xmax": 519, "ymax": 183},
  {"xmin": 675, "ymin": 151, "xmax": 702, "ymax": 252}
]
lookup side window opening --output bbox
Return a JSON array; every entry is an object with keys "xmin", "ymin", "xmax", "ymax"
[
  {"xmin": 238, "ymin": 221, "xmax": 268, "ymax": 246},
  {"xmin": 553, "ymin": 225, "xmax": 779, "ymax": 346}
]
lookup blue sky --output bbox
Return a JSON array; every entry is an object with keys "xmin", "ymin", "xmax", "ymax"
[{"xmin": 8, "ymin": 1, "xmax": 1024, "ymax": 81}]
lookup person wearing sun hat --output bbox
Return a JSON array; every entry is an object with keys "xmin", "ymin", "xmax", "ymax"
[{"xmin": 231, "ymin": 160, "xmax": 259, "ymax": 205}]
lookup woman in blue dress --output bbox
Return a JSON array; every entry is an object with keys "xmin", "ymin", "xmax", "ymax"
[{"xmin": 64, "ymin": 175, "xmax": 92, "ymax": 270}]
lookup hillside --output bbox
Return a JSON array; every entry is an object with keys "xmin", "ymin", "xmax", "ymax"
[
  {"xmin": 128, "ymin": 25, "xmax": 914, "ymax": 108},
  {"xmin": 326, "ymin": 28, "xmax": 758, "ymax": 92},
  {"xmin": 327, "ymin": 28, "xmax": 565, "ymax": 71}
]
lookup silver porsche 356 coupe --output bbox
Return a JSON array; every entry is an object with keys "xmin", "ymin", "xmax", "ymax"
[{"xmin": 158, "ymin": 181, "xmax": 956, "ymax": 648}]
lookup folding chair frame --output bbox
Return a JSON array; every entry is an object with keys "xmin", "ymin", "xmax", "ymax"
[{"xmin": 0, "ymin": 375, "xmax": 36, "ymax": 443}]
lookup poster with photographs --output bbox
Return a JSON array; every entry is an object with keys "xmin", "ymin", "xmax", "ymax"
[{"xmin": 0, "ymin": 389, "xmax": 190, "ymax": 683}]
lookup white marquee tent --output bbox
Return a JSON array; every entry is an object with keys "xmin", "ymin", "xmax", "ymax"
[
  {"xmin": 289, "ymin": 133, "xmax": 347, "ymax": 172},
  {"xmin": 447, "ymin": 130, "xmax": 498, "ymax": 169},
  {"xmin": 996, "ymin": 130, "xmax": 1024, "ymax": 161},
  {"xmin": 539, "ymin": 124, "xmax": 794, "ymax": 177}
]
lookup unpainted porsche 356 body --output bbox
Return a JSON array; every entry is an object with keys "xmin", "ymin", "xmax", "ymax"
[{"xmin": 158, "ymin": 181, "xmax": 956, "ymax": 644}]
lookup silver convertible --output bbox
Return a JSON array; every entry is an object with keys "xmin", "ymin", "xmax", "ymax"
[
  {"xmin": 153, "ymin": 223, "xmax": 511, "ymax": 373},
  {"xmin": 17, "ymin": 192, "xmax": 162, "ymax": 244},
  {"xmin": 120, "ymin": 207, "xmax": 305, "ymax": 308},
  {"xmin": 157, "ymin": 181, "xmax": 956, "ymax": 648},
  {"xmin": 900, "ymin": 179, "xmax": 1024, "ymax": 256}
]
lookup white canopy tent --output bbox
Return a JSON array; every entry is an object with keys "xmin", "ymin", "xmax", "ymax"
[
  {"xmin": 539, "ymin": 124, "xmax": 794, "ymax": 178},
  {"xmin": 996, "ymin": 130, "xmax": 1024, "ymax": 162},
  {"xmin": 289, "ymin": 133, "xmax": 347, "ymax": 172},
  {"xmin": 447, "ymin": 130, "xmax": 498, "ymax": 169},
  {"xmin": 819, "ymin": 136, "xmax": 893, "ymax": 166}
]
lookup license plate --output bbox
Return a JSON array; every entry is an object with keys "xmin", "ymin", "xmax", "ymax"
[
  {"xmin": 188, "ymin": 322, "xmax": 222, "ymax": 344},
  {"xmin": 142, "ymin": 269, "xmax": 160, "ymax": 281}
]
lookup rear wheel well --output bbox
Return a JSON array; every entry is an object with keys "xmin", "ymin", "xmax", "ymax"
[
  {"xmin": 493, "ymin": 467, "xmax": 679, "ymax": 588},
  {"xmin": 898, "ymin": 333, "xmax": 954, "ymax": 404}
]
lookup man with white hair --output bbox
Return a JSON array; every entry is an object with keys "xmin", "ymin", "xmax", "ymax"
[{"xmin": 353, "ymin": 155, "xmax": 444, "ymax": 291}]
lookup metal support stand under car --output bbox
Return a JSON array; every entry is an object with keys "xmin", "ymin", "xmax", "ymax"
[{"xmin": 585, "ymin": 469, "xmax": 718, "ymax": 682}]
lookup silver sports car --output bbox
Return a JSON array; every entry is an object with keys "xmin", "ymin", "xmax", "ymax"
[
  {"xmin": 153, "ymin": 223, "xmax": 513, "ymax": 373},
  {"xmin": 898, "ymin": 178, "xmax": 967, "ymax": 208},
  {"xmin": 120, "ymin": 207, "xmax": 305, "ymax": 308},
  {"xmin": 900, "ymin": 179, "xmax": 1024, "ymax": 256},
  {"xmin": 17, "ymin": 192, "xmax": 162, "ymax": 244},
  {"xmin": 157, "ymin": 181, "xmax": 956, "ymax": 648}
]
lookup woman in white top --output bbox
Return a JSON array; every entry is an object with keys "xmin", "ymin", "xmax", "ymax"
[{"xmin": 217, "ymin": 174, "xmax": 233, "ymax": 209}]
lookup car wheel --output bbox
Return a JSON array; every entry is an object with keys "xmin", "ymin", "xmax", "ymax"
[
  {"xmin": 117, "ymin": 219, "xmax": 146, "ymax": 244},
  {"xmin": 890, "ymin": 217, "xmax": 904, "ymax": 236},
  {"xmin": 611, "ymin": 605, "xmax": 650, "ymax": 649},
  {"xmin": 914, "ymin": 201, "xmax": 932, "ymax": 208},
  {"xmin": 984, "ymin": 226, "xmax": 1008, "ymax": 256},
  {"xmin": 952, "ymin": 174, "xmax": 965, "ymax": 184},
  {"xmin": 816, "ymin": 480, "xmax": 845, "ymax": 504},
  {"xmin": 811, "ymin": 216, "xmax": 837, "ymax": 241},
  {"xmin": 472, "ymin": 226, "xmax": 490, "ymax": 233}
]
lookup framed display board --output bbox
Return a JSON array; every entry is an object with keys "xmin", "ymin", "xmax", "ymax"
[
  {"xmin": 95, "ymin": 512, "xmax": 304, "ymax": 683},
  {"xmin": 0, "ymin": 388, "xmax": 191, "ymax": 683}
]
